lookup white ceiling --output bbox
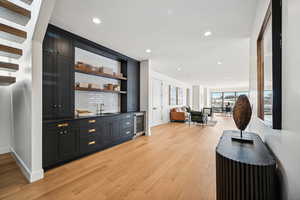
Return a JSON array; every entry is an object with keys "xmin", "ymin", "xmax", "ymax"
[{"xmin": 51, "ymin": 0, "xmax": 257, "ymax": 88}]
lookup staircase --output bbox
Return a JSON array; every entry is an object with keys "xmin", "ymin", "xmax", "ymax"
[{"xmin": 0, "ymin": 0, "xmax": 32, "ymax": 86}]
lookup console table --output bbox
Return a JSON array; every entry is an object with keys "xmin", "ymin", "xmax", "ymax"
[{"xmin": 216, "ymin": 130, "xmax": 276, "ymax": 200}]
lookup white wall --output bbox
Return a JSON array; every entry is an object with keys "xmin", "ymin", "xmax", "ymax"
[
  {"xmin": 248, "ymin": 0, "xmax": 300, "ymax": 199},
  {"xmin": 0, "ymin": 87, "xmax": 12, "ymax": 154},
  {"xmin": 11, "ymin": 0, "xmax": 48, "ymax": 181},
  {"xmin": 150, "ymin": 70, "xmax": 192, "ymax": 126},
  {"xmin": 0, "ymin": 0, "xmax": 33, "ymax": 156},
  {"xmin": 140, "ymin": 60, "xmax": 151, "ymax": 135},
  {"xmin": 203, "ymin": 87, "xmax": 211, "ymax": 107},
  {"xmin": 0, "ymin": 0, "xmax": 56, "ymax": 182}
]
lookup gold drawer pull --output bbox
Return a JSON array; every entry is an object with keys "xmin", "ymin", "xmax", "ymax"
[
  {"xmin": 88, "ymin": 141, "xmax": 96, "ymax": 145},
  {"xmin": 89, "ymin": 120, "xmax": 96, "ymax": 123},
  {"xmin": 89, "ymin": 129, "xmax": 96, "ymax": 133},
  {"xmin": 57, "ymin": 123, "xmax": 69, "ymax": 127}
]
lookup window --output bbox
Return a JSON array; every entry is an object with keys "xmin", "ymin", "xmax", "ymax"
[
  {"xmin": 211, "ymin": 91, "xmax": 249, "ymax": 113},
  {"xmin": 236, "ymin": 91, "xmax": 249, "ymax": 97},
  {"xmin": 211, "ymin": 92, "xmax": 223, "ymax": 113},
  {"xmin": 223, "ymin": 92, "xmax": 236, "ymax": 110}
]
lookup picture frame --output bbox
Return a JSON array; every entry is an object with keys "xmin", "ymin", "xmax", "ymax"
[{"xmin": 257, "ymin": 0, "xmax": 282, "ymax": 129}]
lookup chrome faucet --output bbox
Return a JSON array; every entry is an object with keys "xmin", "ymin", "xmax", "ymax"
[
  {"xmin": 96, "ymin": 103, "xmax": 105, "ymax": 115},
  {"xmin": 100, "ymin": 103, "xmax": 105, "ymax": 114}
]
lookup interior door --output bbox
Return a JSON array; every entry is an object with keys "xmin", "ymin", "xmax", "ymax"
[{"xmin": 152, "ymin": 79, "xmax": 163, "ymax": 126}]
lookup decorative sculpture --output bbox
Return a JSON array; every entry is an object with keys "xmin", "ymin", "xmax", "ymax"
[{"xmin": 232, "ymin": 95, "xmax": 253, "ymax": 143}]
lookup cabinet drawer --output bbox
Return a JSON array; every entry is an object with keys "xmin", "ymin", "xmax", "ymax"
[
  {"xmin": 122, "ymin": 113, "xmax": 133, "ymax": 119},
  {"xmin": 79, "ymin": 127, "xmax": 100, "ymax": 138},
  {"xmin": 45, "ymin": 121, "xmax": 73, "ymax": 129},
  {"xmin": 121, "ymin": 127, "xmax": 134, "ymax": 138},
  {"xmin": 120, "ymin": 119, "xmax": 133, "ymax": 129},
  {"xmin": 79, "ymin": 136, "xmax": 99, "ymax": 154},
  {"xmin": 78, "ymin": 118, "xmax": 101, "ymax": 127}
]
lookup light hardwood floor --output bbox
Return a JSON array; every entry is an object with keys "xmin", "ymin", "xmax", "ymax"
[{"xmin": 0, "ymin": 117, "xmax": 234, "ymax": 200}]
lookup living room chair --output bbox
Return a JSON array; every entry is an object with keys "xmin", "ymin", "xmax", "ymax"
[{"xmin": 189, "ymin": 111, "xmax": 208, "ymax": 126}]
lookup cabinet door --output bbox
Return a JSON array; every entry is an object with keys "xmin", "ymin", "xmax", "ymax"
[
  {"xmin": 112, "ymin": 117, "xmax": 121, "ymax": 141},
  {"xmin": 43, "ymin": 32, "xmax": 56, "ymax": 53},
  {"xmin": 42, "ymin": 51, "xmax": 58, "ymax": 119},
  {"xmin": 127, "ymin": 60, "xmax": 140, "ymax": 112},
  {"xmin": 55, "ymin": 35, "xmax": 74, "ymax": 58},
  {"xmin": 43, "ymin": 127, "xmax": 59, "ymax": 168},
  {"xmin": 99, "ymin": 118, "xmax": 114, "ymax": 146},
  {"xmin": 58, "ymin": 128, "xmax": 78, "ymax": 161},
  {"xmin": 56, "ymin": 55, "xmax": 74, "ymax": 119}
]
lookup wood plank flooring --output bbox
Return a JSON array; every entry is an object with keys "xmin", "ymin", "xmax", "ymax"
[{"xmin": 0, "ymin": 117, "xmax": 234, "ymax": 200}]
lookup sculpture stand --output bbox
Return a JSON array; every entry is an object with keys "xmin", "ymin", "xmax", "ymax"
[{"xmin": 231, "ymin": 130, "xmax": 254, "ymax": 144}]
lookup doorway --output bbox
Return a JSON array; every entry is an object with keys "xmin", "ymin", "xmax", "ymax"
[{"xmin": 151, "ymin": 78, "xmax": 164, "ymax": 127}]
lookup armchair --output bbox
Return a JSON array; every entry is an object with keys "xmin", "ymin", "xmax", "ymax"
[
  {"xmin": 170, "ymin": 107, "xmax": 189, "ymax": 122},
  {"xmin": 189, "ymin": 111, "xmax": 208, "ymax": 125}
]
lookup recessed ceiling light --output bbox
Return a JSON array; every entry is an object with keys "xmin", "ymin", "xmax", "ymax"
[
  {"xmin": 146, "ymin": 49, "xmax": 152, "ymax": 53},
  {"xmin": 217, "ymin": 61, "xmax": 222, "ymax": 65},
  {"xmin": 204, "ymin": 31, "xmax": 212, "ymax": 37},
  {"xmin": 167, "ymin": 9, "xmax": 174, "ymax": 15},
  {"xmin": 177, "ymin": 67, "xmax": 182, "ymax": 71},
  {"xmin": 92, "ymin": 17, "xmax": 101, "ymax": 24}
]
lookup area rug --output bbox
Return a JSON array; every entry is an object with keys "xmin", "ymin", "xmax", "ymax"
[{"xmin": 206, "ymin": 120, "xmax": 218, "ymax": 127}]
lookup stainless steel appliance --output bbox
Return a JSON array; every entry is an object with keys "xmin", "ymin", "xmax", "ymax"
[{"xmin": 133, "ymin": 112, "xmax": 145, "ymax": 138}]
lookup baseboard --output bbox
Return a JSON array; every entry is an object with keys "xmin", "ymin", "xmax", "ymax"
[
  {"xmin": 0, "ymin": 146, "xmax": 10, "ymax": 154},
  {"xmin": 10, "ymin": 148, "xmax": 44, "ymax": 183}
]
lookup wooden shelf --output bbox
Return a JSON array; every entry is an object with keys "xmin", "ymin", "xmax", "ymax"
[
  {"xmin": 20, "ymin": 0, "xmax": 33, "ymax": 5},
  {"xmin": 75, "ymin": 87, "xmax": 127, "ymax": 94},
  {"xmin": 75, "ymin": 69, "xmax": 127, "ymax": 81}
]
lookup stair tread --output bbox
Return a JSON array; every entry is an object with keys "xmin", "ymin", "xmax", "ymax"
[
  {"xmin": 0, "ymin": 61, "xmax": 19, "ymax": 71},
  {"xmin": 0, "ymin": 44, "xmax": 22, "ymax": 59},
  {"xmin": 0, "ymin": 23, "xmax": 26, "ymax": 38},
  {"xmin": 0, "ymin": 44, "xmax": 22, "ymax": 55},
  {"xmin": 20, "ymin": 0, "xmax": 33, "ymax": 5},
  {"xmin": 0, "ymin": 76, "xmax": 16, "ymax": 86},
  {"xmin": 0, "ymin": 0, "xmax": 31, "ymax": 17}
]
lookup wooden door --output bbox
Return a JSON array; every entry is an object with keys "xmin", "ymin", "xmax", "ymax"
[{"xmin": 151, "ymin": 79, "xmax": 164, "ymax": 126}]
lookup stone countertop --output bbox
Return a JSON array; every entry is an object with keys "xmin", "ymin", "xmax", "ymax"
[{"xmin": 43, "ymin": 112, "xmax": 136, "ymax": 124}]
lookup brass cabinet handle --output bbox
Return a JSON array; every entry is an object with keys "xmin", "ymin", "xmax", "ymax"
[
  {"xmin": 88, "ymin": 141, "xmax": 96, "ymax": 145},
  {"xmin": 89, "ymin": 129, "xmax": 96, "ymax": 133},
  {"xmin": 57, "ymin": 123, "xmax": 69, "ymax": 127},
  {"xmin": 89, "ymin": 120, "xmax": 96, "ymax": 124}
]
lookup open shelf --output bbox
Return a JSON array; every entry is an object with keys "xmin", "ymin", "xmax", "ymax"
[
  {"xmin": 75, "ymin": 68, "xmax": 127, "ymax": 81},
  {"xmin": 75, "ymin": 87, "xmax": 127, "ymax": 94}
]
